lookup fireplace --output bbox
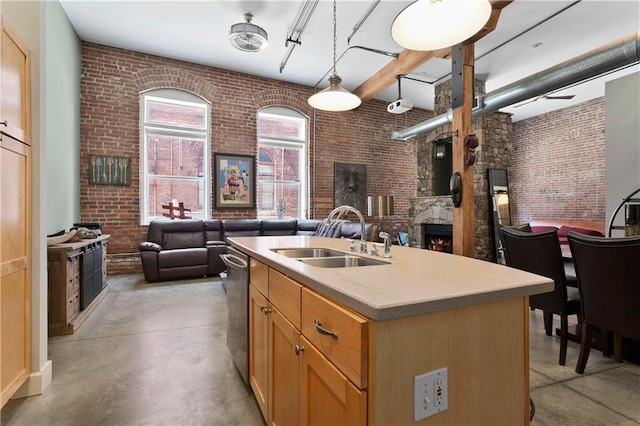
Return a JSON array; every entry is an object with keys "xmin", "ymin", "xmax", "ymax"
[{"xmin": 423, "ymin": 224, "xmax": 453, "ymax": 253}]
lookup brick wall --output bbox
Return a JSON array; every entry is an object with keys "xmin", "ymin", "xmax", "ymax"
[
  {"xmin": 510, "ymin": 98, "xmax": 606, "ymax": 225},
  {"xmin": 80, "ymin": 43, "xmax": 432, "ymax": 274}
]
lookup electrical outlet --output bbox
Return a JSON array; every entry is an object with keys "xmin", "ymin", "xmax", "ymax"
[{"xmin": 413, "ymin": 367, "xmax": 448, "ymax": 421}]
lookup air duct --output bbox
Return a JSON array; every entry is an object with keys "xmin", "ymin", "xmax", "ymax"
[{"xmin": 392, "ymin": 30, "xmax": 640, "ymax": 141}]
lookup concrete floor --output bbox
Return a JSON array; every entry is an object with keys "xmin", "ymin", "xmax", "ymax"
[{"xmin": 2, "ymin": 274, "xmax": 639, "ymax": 425}]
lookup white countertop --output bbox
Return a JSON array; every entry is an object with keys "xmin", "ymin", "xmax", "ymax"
[{"xmin": 228, "ymin": 236, "xmax": 554, "ymax": 321}]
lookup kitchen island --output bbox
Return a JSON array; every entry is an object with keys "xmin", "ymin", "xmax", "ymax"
[{"xmin": 229, "ymin": 235, "xmax": 553, "ymax": 425}]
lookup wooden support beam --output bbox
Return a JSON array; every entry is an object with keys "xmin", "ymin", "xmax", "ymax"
[
  {"xmin": 352, "ymin": 1, "xmax": 513, "ymax": 103},
  {"xmin": 352, "ymin": 48, "xmax": 450, "ymax": 102},
  {"xmin": 452, "ymin": 43, "xmax": 476, "ymax": 258}
]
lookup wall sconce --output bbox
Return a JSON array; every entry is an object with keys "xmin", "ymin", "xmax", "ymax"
[
  {"xmin": 368, "ymin": 195, "xmax": 394, "ymax": 230},
  {"xmin": 434, "ymin": 141, "xmax": 447, "ymax": 159}
]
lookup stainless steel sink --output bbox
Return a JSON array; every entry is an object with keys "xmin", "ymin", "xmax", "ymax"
[
  {"xmin": 271, "ymin": 248, "xmax": 346, "ymax": 258},
  {"xmin": 297, "ymin": 256, "xmax": 389, "ymax": 268}
]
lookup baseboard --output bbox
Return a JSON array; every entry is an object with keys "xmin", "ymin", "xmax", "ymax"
[{"xmin": 11, "ymin": 360, "xmax": 53, "ymax": 400}]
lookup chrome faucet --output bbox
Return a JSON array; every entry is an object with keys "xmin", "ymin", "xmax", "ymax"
[
  {"xmin": 326, "ymin": 205, "xmax": 368, "ymax": 254},
  {"xmin": 379, "ymin": 231, "xmax": 392, "ymax": 258}
]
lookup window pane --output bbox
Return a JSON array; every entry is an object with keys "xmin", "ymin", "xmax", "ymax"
[
  {"xmin": 145, "ymin": 134, "xmax": 205, "ymax": 177},
  {"xmin": 146, "ymin": 178, "xmax": 205, "ymax": 221},
  {"xmin": 258, "ymin": 116, "xmax": 303, "ymax": 140},
  {"xmin": 146, "ymin": 99, "xmax": 206, "ymax": 129},
  {"xmin": 258, "ymin": 181, "xmax": 300, "ymax": 218}
]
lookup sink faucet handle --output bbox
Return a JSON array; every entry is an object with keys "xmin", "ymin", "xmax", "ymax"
[
  {"xmin": 378, "ymin": 232, "xmax": 392, "ymax": 259},
  {"xmin": 347, "ymin": 239, "xmax": 356, "ymax": 252}
]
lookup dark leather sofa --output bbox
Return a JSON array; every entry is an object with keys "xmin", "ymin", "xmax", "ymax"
[{"xmin": 139, "ymin": 218, "xmax": 380, "ymax": 282}]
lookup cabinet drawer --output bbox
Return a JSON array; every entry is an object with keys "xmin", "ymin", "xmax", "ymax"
[
  {"xmin": 269, "ymin": 269, "xmax": 301, "ymax": 330},
  {"xmin": 67, "ymin": 293, "xmax": 80, "ymax": 320},
  {"xmin": 250, "ymin": 258, "xmax": 268, "ymax": 296},
  {"xmin": 301, "ymin": 288, "xmax": 368, "ymax": 389}
]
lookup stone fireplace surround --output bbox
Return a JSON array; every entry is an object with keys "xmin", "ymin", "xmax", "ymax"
[{"xmin": 407, "ymin": 79, "xmax": 513, "ymax": 261}]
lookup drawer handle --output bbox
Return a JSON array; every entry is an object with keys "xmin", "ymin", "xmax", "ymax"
[
  {"xmin": 294, "ymin": 345, "xmax": 305, "ymax": 355},
  {"xmin": 0, "ymin": 120, "xmax": 7, "ymax": 127},
  {"xmin": 314, "ymin": 319, "xmax": 338, "ymax": 339}
]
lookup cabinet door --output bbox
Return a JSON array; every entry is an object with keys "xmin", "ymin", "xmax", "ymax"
[
  {"xmin": 299, "ymin": 336, "xmax": 366, "ymax": 426},
  {"xmin": 1, "ymin": 136, "xmax": 31, "ymax": 407},
  {"xmin": 269, "ymin": 307, "xmax": 300, "ymax": 426},
  {"xmin": 249, "ymin": 285, "xmax": 269, "ymax": 420},
  {"xmin": 0, "ymin": 20, "xmax": 30, "ymax": 144}
]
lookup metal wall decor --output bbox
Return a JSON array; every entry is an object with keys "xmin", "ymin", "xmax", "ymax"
[
  {"xmin": 334, "ymin": 162, "xmax": 367, "ymax": 213},
  {"xmin": 89, "ymin": 155, "xmax": 130, "ymax": 186}
]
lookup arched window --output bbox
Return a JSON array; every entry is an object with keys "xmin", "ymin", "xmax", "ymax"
[
  {"xmin": 140, "ymin": 89, "xmax": 210, "ymax": 224},
  {"xmin": 257, "ymin": 107, "xmax": 308, "ymax": 219}
]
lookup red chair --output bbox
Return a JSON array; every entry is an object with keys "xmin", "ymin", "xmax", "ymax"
[{"xmin": 567, "ymin": 231, "xmax": 640, "ymax": 374}]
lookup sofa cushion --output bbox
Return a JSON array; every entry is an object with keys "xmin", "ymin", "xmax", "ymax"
[
  {"xmin": 557, "ymin": 225, "xmax": 604, "ymax": 238},
  {"xmin": 314, "ymin": 220, "xmax": 344, "ymax": 238},
  {"xmin": 147, "ymin": 219, "xmax": 205, "ymax": 246},
  {"xmin": 296, "ymin": 219, "xmax": 322, "ymax": 235},
  {"xmin": 531, "ymin": 226, "xmax": 558, "ymax": 234},
  {"xmin": 162, "ymin": 231, "xmax": 205, "ymax": 250},
  {"xmin": 261, "ymin": 219, "xmax": 297, "ymax": 236},
  {"xmin": 222, "ymin": 219, "xmax": 261, "ymax": 241},
  {"xmin": 158, "ymin": 248, "xmax": 208, "ymax": 268},
  {"xmin": 204, "ymin": 219, "xmax": 224, "ymax": 242}
]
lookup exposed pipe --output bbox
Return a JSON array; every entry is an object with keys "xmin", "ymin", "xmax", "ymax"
[
  {"xmin": 279, "ymin": 0, "xmax": 319, "ymax": 73},
  {"xmin": 347, "ymin": 0, "xmax": 381, "ymax": 45},
  {"xmin": 392, "ymin": 30, "xmax": 640, "ymax": 141}
]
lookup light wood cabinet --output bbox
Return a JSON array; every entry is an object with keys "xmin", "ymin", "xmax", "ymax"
[
  {"xmin": 46, "ymin": 235, "xmax": 110, "ymax": 336},
  {"xmin": 248, "ymin": 284, "xmax": 269, "ymax": 419},
  {"xmin": 248, "ymin": 258, "xmax": 367, "ymax": 425},
  {"xmin": 299, "ymin": 336, "xmax": 366, "ymax": 425},
  {"xmin": 0, "ymin": 19, "xmax": 31, "ymax": 408},
  {"xmin": 0, "ymin": 19, "xmax": 29, "ymax": 144}
]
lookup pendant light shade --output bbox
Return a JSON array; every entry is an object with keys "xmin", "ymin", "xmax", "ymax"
[
  {"xmin": 391, "ymin": 0, "xmax": 492, "ymax": 51},
  {"xmin": 308, "ymin": 75, "xmax": 362, "ymax": 111},
  {"xmin": 308, "ymin": 0, "xmax": 361, "ymax": 112}
]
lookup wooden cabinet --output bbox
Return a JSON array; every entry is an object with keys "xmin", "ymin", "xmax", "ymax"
[
  {"xmin": 0, "ymin": 19, "xmax": 29, "ymax": 144},
  {"xmin": 248, "ymin": 258, "xmax": 366, "ymax": 425},
  {"xmin": 0, "ymin": 19, "xmax": 31, "ymax": 408},
  {"xmin": 47, "ymin": 235, "xmax": 110, "ymax": 336}
]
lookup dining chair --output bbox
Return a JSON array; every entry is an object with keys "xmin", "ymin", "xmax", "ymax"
[
  {"xmin": 567, "ymin": 231, "xmax": 640, "ymax": 374},
  {"xmin": 500, "ymin": 227, "xmax": 581, "ymax": 365}
]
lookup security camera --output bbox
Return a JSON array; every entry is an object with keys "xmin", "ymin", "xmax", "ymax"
[{"xmin": 387, "ymin": 99, "xmax": 413, "ymax": 114}]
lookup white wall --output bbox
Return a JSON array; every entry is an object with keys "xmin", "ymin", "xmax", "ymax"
[
  {"xmin": 45, "ymin": 0, "xmax": 82, "ymax": 233},
  {"xmin": 605, "ymin": 72, "xmax": 640, "ymax": 234}
]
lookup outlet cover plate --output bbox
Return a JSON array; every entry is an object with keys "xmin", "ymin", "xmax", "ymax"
[{"xmin": 413, "ymin": 367, "xmax": 448, "ymax": 421}]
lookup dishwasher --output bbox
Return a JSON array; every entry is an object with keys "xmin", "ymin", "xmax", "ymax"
[{"xmin": 220, "ymin": 246, "xmax": 250, "ymax": 384}]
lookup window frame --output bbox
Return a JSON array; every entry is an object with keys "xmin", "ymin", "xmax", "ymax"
[
  {"xmin": 257, "ymin": 108, "xmax": 308, "ymax": 219},
  {"xmin": 140, "ymin": 90, "xmax": 211, "ymax": 225}
]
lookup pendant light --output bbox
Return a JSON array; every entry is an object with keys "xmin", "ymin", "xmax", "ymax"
[
  {"xmin": 308, "ymin": 0, "xmax": 361, "ymax": 112},
  {"xmin": 391, "ymin": 0, "xmax": 492, "ymax": 51}
]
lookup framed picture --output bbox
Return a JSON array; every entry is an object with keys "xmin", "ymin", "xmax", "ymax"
[
  {"xmin": 89, "ymin": 155, "xmax": 130, "ymax": 186},
  {"xmin": 214, "ymin": 153, "xmax": 256, "ymax": 209},
  {"xmin": 334, "ymin": 162, "xmax": 367, "ymax": 213}
]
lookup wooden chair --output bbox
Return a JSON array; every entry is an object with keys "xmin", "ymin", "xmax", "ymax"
[
  {"xmin": 567, "ymin": 232, "xmax": 640, "ymax": 374},
  {"xmin": 500, "ymin": 227, "xmax": 581, "ymax": 365}
]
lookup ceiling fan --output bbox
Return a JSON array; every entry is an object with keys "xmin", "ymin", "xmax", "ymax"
[{"xmin": 512, "ymin": 94, "xmax": 575, "ymax": 108}]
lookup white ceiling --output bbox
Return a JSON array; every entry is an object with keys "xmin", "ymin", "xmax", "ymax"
[{"xmin": 60, "ymin": 0, "xmax": 640, "ymax": 122}]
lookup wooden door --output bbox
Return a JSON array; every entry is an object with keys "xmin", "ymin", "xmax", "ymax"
[
  {"xmin": 269, "ymin": 307, "xmax": 299, "ymax": 426},
  {"xmin": 249, "ymin": 285, "xmax": 269, "ymax": 420},
  {"xmin": 299, "ymin": 336, "xmax": 366, "ymax": 426},
  {"xmin": 1, "ymin": 135, "xmax": 31, "ymax": 407},
  {"xmin": 1, "ymin": 19, "xmax": 30, "ymax": 144}
]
